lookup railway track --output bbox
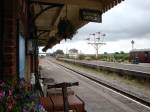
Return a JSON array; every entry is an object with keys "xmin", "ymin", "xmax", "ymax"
[
  {"xmin": 58, "ymin": 58, "xmax": 150, "ymax": 79},
  {"xmin": 50, "ymin": 59, "xmax": 150, "ymax": 109}
]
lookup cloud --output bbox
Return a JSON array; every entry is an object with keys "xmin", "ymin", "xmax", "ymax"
[{"xmin": 68, "ymin": 0, "xmax": 150, "ymax": 42}]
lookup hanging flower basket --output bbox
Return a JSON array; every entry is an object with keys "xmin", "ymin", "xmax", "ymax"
[
  {"xmin": 57, "ymin": 17, "xmax": 77, "ymax": 40},
  {"xmin": 43, "ymin": 17, "xmax": 77, "ymax": 52}
]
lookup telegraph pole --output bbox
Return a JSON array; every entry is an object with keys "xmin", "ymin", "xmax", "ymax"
[
  {"xmin": 86, "ymin": 32, "xmax": 106, "ymax": 59},
  {"xmin": 131, "ymin": 40, "xmax": 134, "ymax": 50}
]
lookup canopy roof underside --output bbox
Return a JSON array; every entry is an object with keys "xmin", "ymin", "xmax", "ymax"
[{"xmin": 30, "ymin": 0, "xmax": 124, "ymax": 51}]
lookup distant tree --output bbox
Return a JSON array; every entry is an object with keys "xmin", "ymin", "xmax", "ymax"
[
  {"xmin": 69, "ymin": 48, "xmax": 78, "ymax": 54},
  {"xmin": 78, "ymin": 54, "xmax": 85, "ymax": 60},
  {"xmin": 54, "ymin": 49, "xmax": 64, "ymax": 55},
  {"xmin": 115, "ymin": 52, "xmax": 119, "ymax": 54},
  {"xmin": 104, "ymin": 52, "xmax": 108, "ymax": 55},
  {"xmin": 90, "ymin": 55, "xmax": 96, "ymax": 60},
  {"xmin": 120, "ymin": 51, "xmax": 125, "ymax": 54}
]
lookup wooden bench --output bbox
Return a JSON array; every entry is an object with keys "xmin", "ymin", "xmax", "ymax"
[
  {"xmin": 40, "ymin": 95, "xmax": 85, "ymax": 112},
  {"xmin": 47, "ymin": 88, "xmax": 74, "ymax": 96},
  {"xmin": 50, "ymin": 95, "xmax": 85, "ymax": 112},
  {"xmin": 41, "ymin": 82, "xmax": 86, "ymax": 112},
  {"xmin": 40, "ymin": 97, "xmax": 53, "ymax": 112}
]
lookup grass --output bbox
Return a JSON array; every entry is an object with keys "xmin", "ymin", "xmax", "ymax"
[{"xmin": 58, "ymin": 60, "xmax": 150, "ymax": 93}]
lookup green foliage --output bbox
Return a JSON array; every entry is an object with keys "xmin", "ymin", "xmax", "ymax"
[
  {"xmin": 104, "ymin": 52, "xmax": 108, "ymax": 55},
  {"xmin": 98, "ymin": 52, "xmax": 129, "ymax": 62},
  {"xmin": 120, "ymin": 51, "xmax": 125, "ymax": 54},
  {"xmin": 56, "ymin": 49, "xmax": 64, "ymax": 55},
  {"xmin": 115, "ymin": 52, "xmax": 119, "ymax": 54},
  {"xmin": 98, "ymin": 54, "xmax": 107, "ymax": 61},
  {"xmin": 11, "ymin": 105, "xmax": 21, "ymax": 112},
  {"xmin": 78, "ymin": 54, "xmax": 85, "ymax": 60},
  {"xmin": 114, "ymin": 52, "xmax": 129, "ymax": 62},
  {"xmin": 54, "ymin": 49, "xmax": 64, "ymax": 55},
  {"xmin": 90, "ymin": 55, "xmax": 97, "ymax": 60},
  {"xmin": 64, "ymin": 54, "xmax": 69, "ymax": 58},
  {"xmin": 0, "ymin": 105, "xmax": 4, "ymax": 112},
  {"xmin": 84, "ymin": 56, "xmax": 92, "ymax": 60},
  {"xmin": 63, "ymin": 51, "xmax": 129, "ymax": 63}
]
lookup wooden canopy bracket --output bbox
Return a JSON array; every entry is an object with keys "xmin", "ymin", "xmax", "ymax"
[
  {"xmin": 33, "ymin": 4, "xmax": 63, "ymax": 21},
  {"xmin": 37, "ymin": 31, "xmax": 48, "ymax": 37}
]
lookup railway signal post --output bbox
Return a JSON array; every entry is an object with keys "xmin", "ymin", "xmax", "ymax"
[{"xmin": 86, "ymin": 32, "xmax": 106, "ymax": 59}]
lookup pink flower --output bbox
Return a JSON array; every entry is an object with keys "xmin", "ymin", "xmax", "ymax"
[
  {"xmin": 0, "ymin": 90, "xmax": 3, "ymax": 98},
  {"xmin": 9, "ymin": 90, "xmax": 13, "ymax": 96}
]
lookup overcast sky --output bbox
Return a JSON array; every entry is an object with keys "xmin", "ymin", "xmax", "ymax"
[{"xmin": 40, "ymin": 0, "xmax": 150, "ymax": 54}]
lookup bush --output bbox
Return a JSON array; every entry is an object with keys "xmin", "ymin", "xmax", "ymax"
[
  {"xmin": 84, "ymin": 56, "xmax": 92, "ymax": 60},
  {"xmin": 78, "ymin": 54, "xmax": 85, "ymax": 60}
]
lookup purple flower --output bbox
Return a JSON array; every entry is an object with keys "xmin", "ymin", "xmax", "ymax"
[
  {"xmin": 0, "ymin": 81, "xmax": 5, "ymax": 87},
  {"xmin": 0, "ymin": 91, "xmax": 3, "ymax": 97},
  {"xmin": 0, "ymin": 90, "xmax": 5, "ymax": 99}
]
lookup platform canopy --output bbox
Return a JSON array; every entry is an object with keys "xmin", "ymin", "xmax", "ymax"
[{"xmin": 30, "ymin": 0, "xmax": 124, "ymax": 51}]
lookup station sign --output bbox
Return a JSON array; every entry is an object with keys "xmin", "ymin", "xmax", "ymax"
[{"xmin": 79, "ymin": 9, "xmax": 102, "ymax": 23}]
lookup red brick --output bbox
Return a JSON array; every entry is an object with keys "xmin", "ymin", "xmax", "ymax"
[
  {"xmin": 4, "ymin": 46, "xmax": 16, "ymax": 52},
  {"xmin": 4, "ymin": 26, "xmax": 16, "ymax": 33},
  {"xmin": 4, "ymin": 0, "xmax": 14, "ymax": 11},
  {"xmin": 0, "ymin": 68, "xmax": 3, "ymax": 72},
  {"xmin": 4, "ymin": 30, "xmax": 17, "ymax": 40},
  {"xmin": 4, "ymin": 23, "xmax": 16, "ymax": 29},
  {"xmin": 4, "ymin": 35, "xmax": 17, "ymax": 40},
  {"xmin": 4, "ymin": 58, "xmax": 16, "ymax": 63},
  {"xmin": 3, "ymin": 60, "xmax": 16, "ymax": 67},
  {"xmin": 4, "ymin": 54, "xmax": 15, "ymax": 59},
  {"xmin": 4, "ymin": 52, "xmax": 16, "ymax": 55},
  {"xmin": 4, "ymin": 67, "xmax": 17, "ymax": 75},
  {"xmin": 4, "ymin": 13, "xmax": 14, "ymax": 19},
  {"xmin": 4, "ymin": 18, "xmax": 15, "ymax": 24},
  {"xmin": 3, "ymin": 60, "xmax": 16, "ymax": 66},
  {"xmin": 3, "ymin": 74, "xmax": 17, "ymax": 85},
  {"xmin": 4, "ymin": 39, "xmax": 16, "ymax": 45},
  {"xmin": 1, "ymin": 0, "xmax": 19, "ymax": 82}
]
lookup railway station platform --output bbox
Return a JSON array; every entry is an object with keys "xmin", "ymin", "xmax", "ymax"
[
  {"xmin": 39, "ymin": 62, "xmax": 86, "ymax": 112},
  {"xmin": 57, "ymin": 58, "xmax": 150, "ymax": 79},
  {"xmin": 39, "ymin": 57, "xmax": 150, "ymax": 112}
]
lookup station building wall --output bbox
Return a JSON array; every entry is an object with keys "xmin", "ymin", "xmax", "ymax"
[{"xmin": 0, "ymin": 0, "xmax": 33, "ymax": 84}]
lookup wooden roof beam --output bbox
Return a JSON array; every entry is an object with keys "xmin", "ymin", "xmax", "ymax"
[
  {"xmin": 31, "ymin": 0, "xmax": 103, "ymax": 9},
  {"xmin": 36, "ymin": 26, "xmax": 51, "ymax": 31},
  {"xmin": 53, "ymin": 6, "xmax": 64, "ymax": 26},
  {"xmin": 34, "ymin": 5, "xmax": 63, "ymax": 21}
]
